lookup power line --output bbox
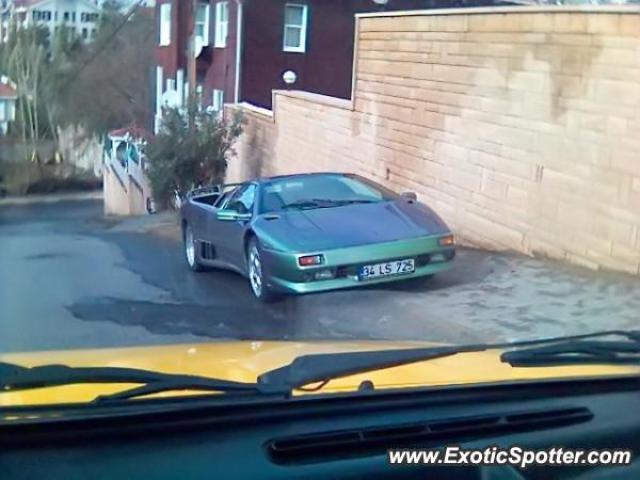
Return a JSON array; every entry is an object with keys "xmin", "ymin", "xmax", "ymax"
[{"xmin": 63, "ymin": 0, "xmax": 147, "ymax": 89}]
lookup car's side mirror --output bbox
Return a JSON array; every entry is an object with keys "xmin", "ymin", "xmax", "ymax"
[
  {"xmin": 216, "ymin": 210, "xmax": 252, "ymax": 222},
  {"xmin": 401, "ymin": 191, "xmax": 418, "ymax": 202}
]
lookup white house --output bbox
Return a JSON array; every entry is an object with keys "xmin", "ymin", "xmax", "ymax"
[
  {"xmin": 0, "ymin": 76, "xmax": 17, "ymax": 135},
  {"xmin": 2, "ymin": 0, "xmax": 101, "ymax": 42},
  {"xmin": 96, "ymin": 0, "xmax": 155, "ymax": 9}
]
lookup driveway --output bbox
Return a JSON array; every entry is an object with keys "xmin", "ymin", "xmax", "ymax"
[{"xmin": 1, "ymin": 195, "xmax": 639, "ymax": 352}]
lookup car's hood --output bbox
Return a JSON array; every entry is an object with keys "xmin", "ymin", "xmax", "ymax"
[
  {"xmin": 1, "ymin": 340, "xmax": 638, "ymax": 407},
  {"xmin": 254, "ymin": 199, "xmax": 449, "ymax": 251}
]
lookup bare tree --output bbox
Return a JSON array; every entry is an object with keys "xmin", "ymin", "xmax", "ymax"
[
  {"xmin": 57, "ymin": 7, "xmax": 155, "ymax": 137},
  {"xmin": 8, "ymin": 28, "xmax": 46, "ymax": 150}
]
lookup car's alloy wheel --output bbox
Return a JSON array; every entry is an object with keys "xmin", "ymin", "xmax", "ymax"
[
  {"xmin": 248, "ymin": 243, "xmax": 263, "ymax": 297},
  {"xmin": 184, "ymin": 224, "xmax": 202, "ymax": 272},
  {"xmin": 247, "ymin": 238, "xmax": 277, "ymax": 302}
]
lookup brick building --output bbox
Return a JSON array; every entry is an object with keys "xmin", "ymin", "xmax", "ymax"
[{"xmin": 152, "ymin": 0, "xmax": 512, "ymax": 132}]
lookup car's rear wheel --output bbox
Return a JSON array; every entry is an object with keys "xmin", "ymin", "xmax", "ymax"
[
  {"xmin": 184, "ymin": 224, "xmax": 203, "ymax": 272},
  {"xmin": 247, "ymin": 237, "xmax": 278, "ymax": 303}
]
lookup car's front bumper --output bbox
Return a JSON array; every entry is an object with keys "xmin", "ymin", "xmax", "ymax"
[{"xmin": 261, "ymin": 235, "xmax": 455, "ymax": 294}]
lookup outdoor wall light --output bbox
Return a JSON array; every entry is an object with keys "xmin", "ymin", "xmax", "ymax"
[{"xmin": 282, "ymin": 70, "xmax": 297, "ymax": 88}]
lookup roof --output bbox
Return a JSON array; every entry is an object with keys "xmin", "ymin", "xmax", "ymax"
[
  {"xmin": 0, "ymin": 81, "xmax": 17, "ymax": 99},
  {"xmin": 14, "ymin": 0, "xmax": 100, "ymax": 11},
  {"xmin": 108, "ymin": 126, "xmax": 150, "ymax": 140},
  {"xmin": 12, "ymin": 0, "xmax": 37, "ymax": 7}
]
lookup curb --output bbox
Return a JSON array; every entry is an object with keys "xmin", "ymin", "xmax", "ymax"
[{"xmin": 108, "ymin": 211, "xmax": 180, "ymax": 235}]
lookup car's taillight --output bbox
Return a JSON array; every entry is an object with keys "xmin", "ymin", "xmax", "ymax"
[
  {"xmin": 438, "ymin": 234, "xmax": 455, "ymax": 247},
  {"xmin": 299, "ymin": 254, "xmax": 324, "ymax": 266}
]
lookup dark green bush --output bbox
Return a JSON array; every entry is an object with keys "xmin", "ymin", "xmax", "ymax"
[{"xmin": 146, "ymin": 105, "xmax": 244, "ymax": 209}]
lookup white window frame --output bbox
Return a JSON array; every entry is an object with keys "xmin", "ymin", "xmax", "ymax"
[
  {"xmin": 159, "ymin": 3, "xmax": 171, "ymax": 47},
  {"xmin": 214, "ymin": 1, "xmax": 228, "ymax": 48},
  {"xmin": 195, "ymin": 2, "xmax": 210, "ymax": 46},
  {"xmin": 283, "ymin": 3, "xmax": 308, "ymax": 53},
  {"xmin": 212, "ymin": 89, "xmax": 224, "ymax": 113}
]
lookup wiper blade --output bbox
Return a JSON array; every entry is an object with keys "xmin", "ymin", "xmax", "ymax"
[
  {"xmin": 332, "ymin": 199, "xmax": 377, "ymax": 205},
  {"xmin": 282, "ymin": 200, "xmax": 324, "ymax": 210},
  {"xmin": 258, "ymin": 330, "xmax": 640, "ymax": 392},
  {"xmin": 501, "ymin": 339, "xmax": 640, "ymax": 367},
  {"xmin": 92, "ymin": 379, "xmax": 272, "ymax": 404},
  {"xmin": 259, "ymin": 345, "xmax": 483, "ymax": 391},
  {"xmin": 282, "ymin": 199, "xmax": 375, "ymax": 210},
  {"xmin": 0, "ymin": 363, "xmax": 282, "ymax": 402}
]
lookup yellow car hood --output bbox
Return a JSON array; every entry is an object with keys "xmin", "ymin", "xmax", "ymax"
[{"xmin": 2, "ymin": 340, "xmax": 638, "ymax": 407}]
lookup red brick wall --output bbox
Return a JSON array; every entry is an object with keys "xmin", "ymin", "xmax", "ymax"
[
  {"xmin": 200, "ymin": 0, "xmax": 238, "ymax": 106},
  {"xmin": 155, "ymin": 0, "xmax": 191, "ymax": 78}
]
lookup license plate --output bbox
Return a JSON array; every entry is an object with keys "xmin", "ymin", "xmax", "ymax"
[{"xmin": 359, "ymin": 258, "xmax": 415, "ymax": 280}]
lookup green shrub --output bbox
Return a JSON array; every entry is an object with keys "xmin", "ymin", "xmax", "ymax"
[{"xmin": 146, "ymin": 105, "xmax": 244, "ymax": 209}]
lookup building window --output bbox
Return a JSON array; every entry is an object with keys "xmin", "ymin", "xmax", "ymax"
[
  {"xmin": 91, "ymin": 28, "xmax": 96, "ymax": 39},
  {"xmin": 195, "ymin": 2, "xmax": 210, "ymax": 47},
  {"xmin": 283, "ymin": 4, "xmax": 308, "ymax": 53},
  {"xmin": 212, "ymin": 89, "xmax": 224, "ymax": 112},
  {"xmin": 81, "ymin": 12, "xmax": 98, "ymax": 23},
  {"xmin": 63, "ymin": 12, "xmax": 69, "ymax": 21},
  {"xmin": 82, "ymin": 28, "xmax": 88, "ymax": 38},
  {"xmin": 159, "ymin": 3, "xmax": 171, "ymax": 46},
  {"xmin": 213, "ymin": 2, "xmax": 228, "ymax": 48},
  {"xmin": 71, "ymin": 12, "xmax": 76, "ymax": 22},
  {"xmin": 32, "ymin": 10, "xmax": 51, "ymax": 21}
]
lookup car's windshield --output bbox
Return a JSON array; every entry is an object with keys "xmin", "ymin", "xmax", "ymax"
[
  {"xmin": 260, "ymin": 174, "xmax": 397, "ymax": 212},
  {"xmin": 1, "ymin": 0, "xmax": 640, "ymax": 413}
]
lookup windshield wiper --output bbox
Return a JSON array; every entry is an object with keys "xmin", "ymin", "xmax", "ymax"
[
  {"xmin": 0, "ymin": 363, "xmax": 286, "ymax": 403},
  {"xmin": 258, "ymin": 330, "xmax": 640, "ymax": 392},
  {"xmin": 331, "ymin": 199, "xmax": 377, "ymax": 205},
  {"xmin": 500, "ymin": 338, "xmax": 640, "ymax": 367},
  {"xmin": 281, "ymin": 200, "xmax": 325, "ymax": 210},
  {"xmin": 4, "ymin": 331, "xmax": 639, "ymax": 404},
  {"xmin": 282, "ymin": 199, "xmax": 376, "ymax": 210}
]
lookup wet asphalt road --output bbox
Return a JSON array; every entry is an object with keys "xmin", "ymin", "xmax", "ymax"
[{"xmin": 2, "ymin": 197, "xmax": 639, "ymax": 353}]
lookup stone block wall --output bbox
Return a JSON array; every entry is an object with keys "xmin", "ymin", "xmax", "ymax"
[{"xmin": 231, "ymin": 7, "xmax": 640, "ymax": 275}]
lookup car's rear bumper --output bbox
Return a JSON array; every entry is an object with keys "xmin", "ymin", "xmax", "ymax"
[{"xmin": 261, "ymin": 235, "xmax": 455, "ymax": 294}]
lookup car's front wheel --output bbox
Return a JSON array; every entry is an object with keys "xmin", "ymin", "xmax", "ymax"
[
  {"xmin": 247, "ymin": 237, "xmax": 278, "ymax": 303},
  {"xmin": 183, "ymin": 223, "xmax": 204, "ymax": 272}
]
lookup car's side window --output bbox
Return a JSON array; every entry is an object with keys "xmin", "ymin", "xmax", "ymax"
[
  {"xmin": 214, "ymin": 191, "xmax": 231, "ymax": 208},
  {"xmin": 224, "ymin": 184, "xmax": 256, "ymax": 214}
]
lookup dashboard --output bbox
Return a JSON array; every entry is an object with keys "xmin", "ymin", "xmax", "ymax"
[{"xmin": 2, "ymin": 376, "xmax": 639, "ymax": 479}]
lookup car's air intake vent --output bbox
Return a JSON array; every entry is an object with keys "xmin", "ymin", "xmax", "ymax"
[{"xmin": 266, "ymin": 406, "xmax": 592, "ymax": 465}]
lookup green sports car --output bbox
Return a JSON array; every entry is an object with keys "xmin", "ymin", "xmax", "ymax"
[{"xmin": 179, "ymin": 172, "xmax": 455, "ymax": 302}]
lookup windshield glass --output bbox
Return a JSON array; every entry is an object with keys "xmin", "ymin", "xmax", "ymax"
[
  {"xmin": 1, "ymin": 1, "xmax": 640, "ymax": 411},
  {"xmin": 260, "ymin": 174, "xmax": 397, "ymax": 212}
]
